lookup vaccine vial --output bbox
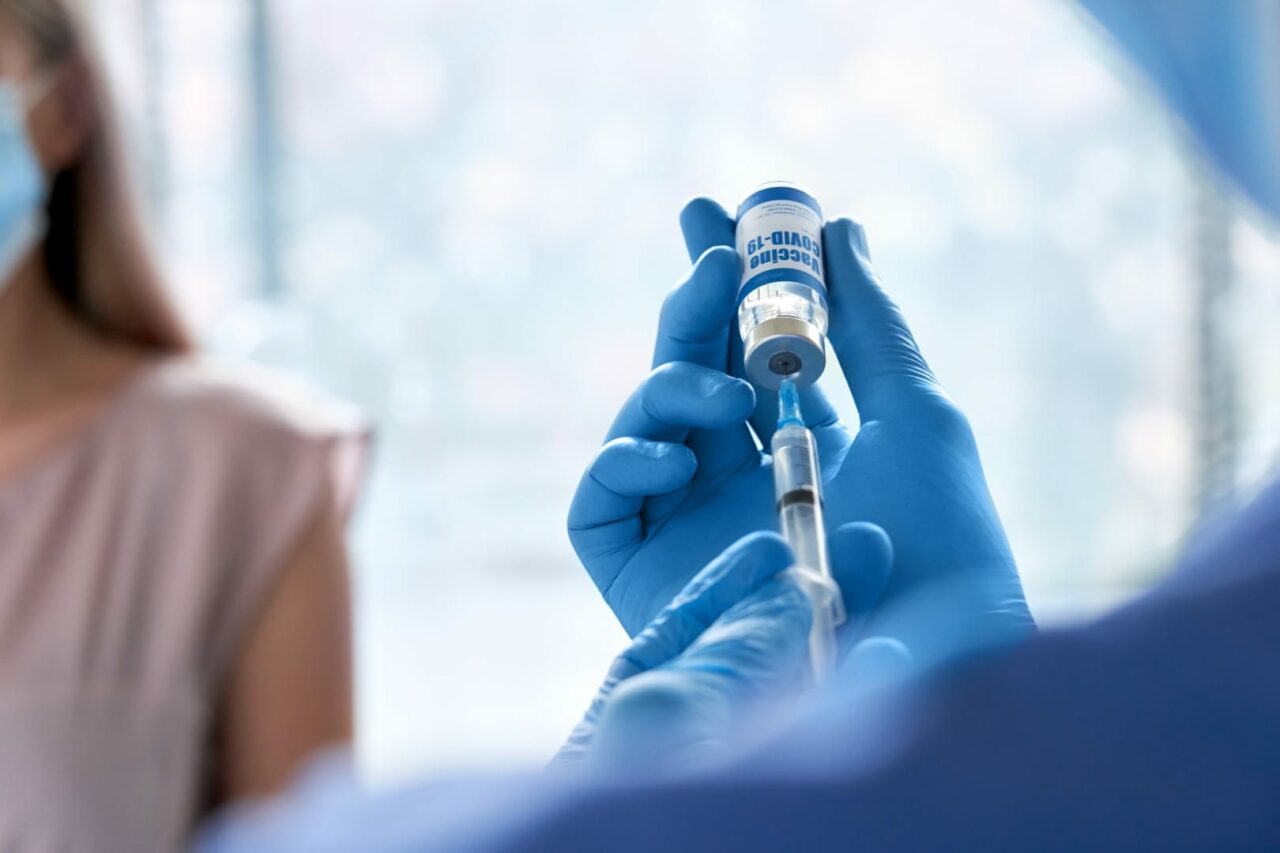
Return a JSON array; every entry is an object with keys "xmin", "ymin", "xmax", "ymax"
[{"xmin": 735, "ymin": 182, "xmax": 828, "ymax": 390}]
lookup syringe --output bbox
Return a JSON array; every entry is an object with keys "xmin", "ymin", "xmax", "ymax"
[{"xmin": 772, "ymin": 379, "xmax": 846, "ymax": 681}]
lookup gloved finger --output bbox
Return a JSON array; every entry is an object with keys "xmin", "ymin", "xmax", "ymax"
[
  {"xmin": 680, "ymin": 196, "xmax": 847, "ymax": 448},
  {"xmin": 827, "ymin": 521, "xmax": 894, "ymax": 643},
  {"xmin": 838, "ymin": 635, "xmax": 914, "ymax": 693},
  {"xmin": 621, "ymin": 531, "xmax": 793, "ymax": 673},
  {"xmin": 589, "ymin": 573, "xmax": 813, "ymax": 774},
  {"xmin": 567, "ymin": 438, "xmax": 697, "ymax": 576},
  {"xmin": 579, "ymin": 437, "xmax": 698, "ymax": 500},
  {"xmin": 661, "ymin": 205, "xmax": 763, "ymax": 475},
  {"xmin": 676, "ymin": 573, "xmax": 813, "ymax": 681},
  {"xmin": 678, "ymin": 196, "xmax": 736, "ymax": 261},
  {"xmin": 605, "ymin": 361, "xmax": 756, "ymax": 459},
  {"xmin": 652, "ymin": 245, "xmax": 739, "ymax": 371},
  {"xmin": 854, "ymin": 575, "xmax": 1036, "ymax": 678},
  {"xmin": 587, "ymin": 668, "xmax": 733, "ymax": 775},
  {"xmin": 822, "ymin": 218, "xmax": 948, "ymax": 422}
]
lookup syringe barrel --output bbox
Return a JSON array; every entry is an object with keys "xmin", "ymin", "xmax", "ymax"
[
  {"xmin": 735, "ymin": 182, "xmax": 828, "ymax": 390},
  {"xmin": 772, "ymin": 425, "xmax": 847, "ymax": 632},
  {"xmin": 779, "ymin": 501, "xmax": 829, "ymax": 584}
]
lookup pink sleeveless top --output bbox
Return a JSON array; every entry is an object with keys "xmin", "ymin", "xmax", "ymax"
[{"xmin": 0, "ymin": 359, "xmax": 369, "ymax": 852}]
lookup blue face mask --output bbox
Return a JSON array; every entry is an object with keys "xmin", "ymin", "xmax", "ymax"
[{"xmin": 0, "ymin": 80, "xmax": 47, "ymax": 290}]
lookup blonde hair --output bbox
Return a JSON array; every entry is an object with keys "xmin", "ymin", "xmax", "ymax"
[{"xmin": 3, "ymin": 0, "xmax": 193, "ymax": 351}]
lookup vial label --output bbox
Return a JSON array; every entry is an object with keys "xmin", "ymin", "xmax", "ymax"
[{"xmin": 735, "ymin": 185, "xmax": 826, "ymax": 303}]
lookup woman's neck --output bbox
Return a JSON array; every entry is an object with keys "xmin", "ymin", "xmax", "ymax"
[{"xmin": 0, "ymin": 249, "xmax": 143, "ymax": 417}]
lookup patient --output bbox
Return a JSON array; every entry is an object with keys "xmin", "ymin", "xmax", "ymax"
[{"xmin": 0, "ymin": 1, "xmax": 367, "ymax": 848}]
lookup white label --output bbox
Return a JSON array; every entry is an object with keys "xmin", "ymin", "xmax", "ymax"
[{"xmin": 735, "ymin": 199, "xmax": 825, "ymax": 294}]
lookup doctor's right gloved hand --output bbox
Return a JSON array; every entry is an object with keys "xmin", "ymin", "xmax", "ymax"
[
  {"xmin": 568, "ymin": 198, "xmax": 1035, "ymax": 677},
  {"xmin": 551, "ymin": 527, "xmax": 892, "ymax": 777}
]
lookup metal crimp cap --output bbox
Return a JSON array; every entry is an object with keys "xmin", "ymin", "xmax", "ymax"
[{"xmin": 743, "ymin": 317, "xmax": 826, "ymax": 391}]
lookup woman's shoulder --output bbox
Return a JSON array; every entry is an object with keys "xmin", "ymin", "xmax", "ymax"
[
  {"xmin": 110, "ymin": 356, "xmax": 373, "ymax": 523},
  {"xmin": 129, "ymin": 355, "xmax": 369, "ymax": 445},
  {"xmin": 87, "ymin": 357, "xmax": 371, "ymax": 687}
]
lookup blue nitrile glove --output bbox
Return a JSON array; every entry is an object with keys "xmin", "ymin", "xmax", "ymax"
[
  {"xmin": 551, "ymin": 528, "xmax": 892, "ymax": 776},
  {"xmin": 569, "ymin": 198, "xmax": 1034, "ymax": 671}
]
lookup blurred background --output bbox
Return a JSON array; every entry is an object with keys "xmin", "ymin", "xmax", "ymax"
[{"xmin": 83, "ymin": 0, "xmax": 1278, "ymax": 780}]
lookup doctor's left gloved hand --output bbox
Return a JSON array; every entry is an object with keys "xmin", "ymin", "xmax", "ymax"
[
  {"xmin": 551, "ymin": 527, "xmax": 892, "ymax": 776},
  {"xmin": 570, "ymin": 197, "xmax": 1034, "ymax": 678},
  {"xmin": 565, "ymin": 244, "xmax": 894, "ymax": 643}
]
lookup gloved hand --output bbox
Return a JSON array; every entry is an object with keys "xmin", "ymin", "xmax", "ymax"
[
  {"xmin": 569, "ymin": 198, "xmax": 1034, "ymax": 672},
  {"xmin": 551, "ymin": 527, "xmax": 892, "ymax": 776}
]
